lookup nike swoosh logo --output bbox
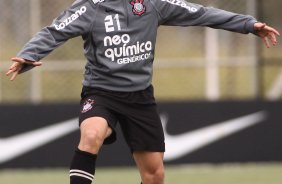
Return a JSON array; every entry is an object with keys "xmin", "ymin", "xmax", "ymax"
[
  {"xmin": 0, "ymin": 118, "xmax": 79, "ymax": 164},
  {"xmin": 162, "ymin": 111, "xmax": 267, "ymax": 161},
  {"xmin": 0, "ymin": 111, "xmax": 267, "ymax": 164}
]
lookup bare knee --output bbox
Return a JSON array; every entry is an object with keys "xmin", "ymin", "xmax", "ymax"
[
  {"xmin": 142, "ymin": 167, "xmax": 164, "ymax": 184},
  {"xmin": 79, "ymin": 129, "xmax": 104, "ymax": 151},
  {"xmin": 78, "ymin": 117, "xmax": 111, "ymax": 154}
]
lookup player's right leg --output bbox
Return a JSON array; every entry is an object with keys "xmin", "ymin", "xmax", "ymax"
[{"xmin": 70, "ymin": 117, "xmax": 112, "ymax": 184}]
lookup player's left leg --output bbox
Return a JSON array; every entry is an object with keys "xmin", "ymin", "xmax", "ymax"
[{"xmin": 133, "ymin": 151, "xmax": 164, "ymax": 184}]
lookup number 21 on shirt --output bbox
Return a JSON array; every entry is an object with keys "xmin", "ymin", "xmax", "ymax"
[{"xmin": 105, "ymin": 14, "xmax": 121, "ymax": 32}]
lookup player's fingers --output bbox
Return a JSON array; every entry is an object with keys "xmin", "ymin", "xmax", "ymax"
[
  {"xmin": 261, "ymin": 25, "xmax": 280, "ymax": 36},
  {"xmin": 269, "ymin": 33, "xmax": 278, "ymax": 46},
  {"xmin": 272, "ymin": 28, "xmax": 280, "ymax": 36},
  {"xmin": 264, "ymin": 26, "xmax": 280, "ymax": 37},
  {"xmin": 6, "ymin": 62, "xmax": 20, "ymax": 76},
  {"xmin": 255, "ymin": 23, "xmax": 280, "ymax": 43},
  {"xmin": 6, "ymin": 65, "xmax": 21, "ymax": 81},
  {"xmin": 7, "ymin": 62, "xmax": 18, "ymax": 72},
  {"xmin": 262, "ymin": 37, "xmax": 270, "ymax": 48},
  {"xmin": 10, "ymin": 71, "xmax": 19, "ymax": 81},
  {"xmin": 9, "ymin": 62, "xmax": 20, "ymax": 69},
  {"xmin": 6, "ymin": 58, "xmax": 25, "ymax": 79},
  {"xmin": 5, "ymin": 69, "xmax": 15, "ymax": 76}
]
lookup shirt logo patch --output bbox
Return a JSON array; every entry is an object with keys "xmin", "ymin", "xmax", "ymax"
[
  {"xmin": 92, "ymin": 0, "xmax": 104, "ymax": 4},
  {"xmin": 130, "ymin": 0, "xmax": 146, "ymax": 16},
  {"xmin": 81, "ymin": 99, "xmax": 95, "ymax": 113}
]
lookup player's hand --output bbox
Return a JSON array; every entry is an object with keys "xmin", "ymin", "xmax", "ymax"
[
  {"xmin": 254, "ymin": 22, "xmax": 280, "ymax": 48},
  {"xmin": 5, "ymin": 57, "xmax": 42, "ymax": 81}
]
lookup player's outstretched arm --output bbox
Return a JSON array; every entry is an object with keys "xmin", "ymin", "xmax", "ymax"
[
  {"xmin": 254, "ymin": 22, "xmax": 280, "ymax": 48},
  {"xmin": 5, "ymin": 57, "xmax": 42, "ymax": 81}
]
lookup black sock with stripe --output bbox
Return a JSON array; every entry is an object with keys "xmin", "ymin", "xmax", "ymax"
[{"xmin": 70, "ymin": 149, "xmax": 97, "ymax": 184}]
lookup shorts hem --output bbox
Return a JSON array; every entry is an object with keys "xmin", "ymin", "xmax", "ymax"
[{"xmin": 130, "ymin": 145, "xmax": 165, "ymax": 153}]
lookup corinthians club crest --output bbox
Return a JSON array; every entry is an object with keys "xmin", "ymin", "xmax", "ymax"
[
  {"xmin": 81, "ymin": 99, "xmax": 95, "ymax": 113},
  {"xmin": 130, "ymin": 0, "xmax": 146, "ymax": 16}
]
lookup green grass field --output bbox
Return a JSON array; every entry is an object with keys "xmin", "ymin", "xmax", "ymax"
[{"xmin": 1, "ymin": 163, "xmax": 282, "ymax": 184}]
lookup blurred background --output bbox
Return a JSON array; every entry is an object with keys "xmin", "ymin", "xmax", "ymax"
[
  {"xmin": 0, "ymin": 0, "xmax": 282, "ymax": 184},
  {"xmin": 0, "ymin": 0, "xmax": 281, "ymax": 103}
]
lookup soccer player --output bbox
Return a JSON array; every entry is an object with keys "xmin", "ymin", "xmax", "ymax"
[{"xmin": 6, "ymin": 0, "xmax": 279, "ymax": 184}]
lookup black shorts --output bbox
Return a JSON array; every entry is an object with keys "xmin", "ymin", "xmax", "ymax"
[{"xmin": 79, "ymin": 85, "xmax": 165, "ymax": 152}]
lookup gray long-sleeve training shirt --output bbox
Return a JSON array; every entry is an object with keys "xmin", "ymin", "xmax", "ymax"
[{"xmin": 17, "ymin": 0, "xmax": 257, "ymax": 92}]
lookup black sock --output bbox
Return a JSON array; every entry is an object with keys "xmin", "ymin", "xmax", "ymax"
[{"xmin": 70, "ymin": 149, "xmax": 97, "ymax": 184}]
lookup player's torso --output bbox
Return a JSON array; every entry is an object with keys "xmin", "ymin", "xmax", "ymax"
[{"xmin": 82, "ymin": 0, "xmax": 160, "ymax": 91}]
